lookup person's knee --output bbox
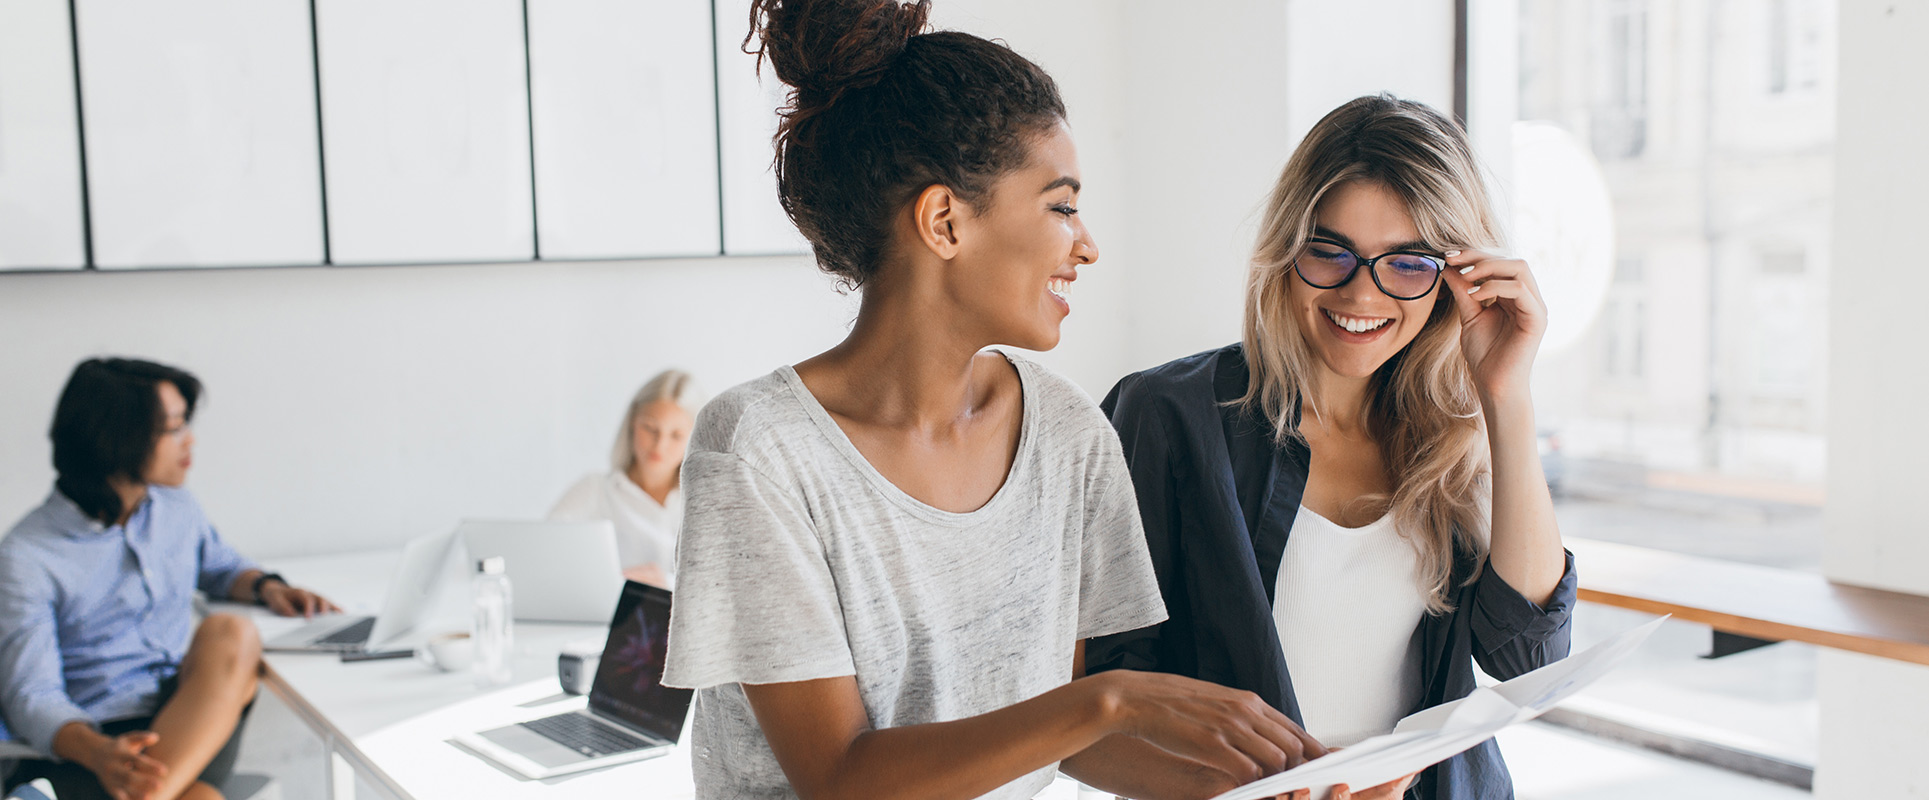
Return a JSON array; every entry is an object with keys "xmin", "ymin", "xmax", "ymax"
[
  {"xmin": 179, "ymin": 780, "xmax": 226, "ymax": 800},
  {"xmin": 199, "ymin": 613, "xmax": 261, "ymax": 651},
  {"xmin": 193, "ymin": 614, "xmax": 263, "ymax": 680}
]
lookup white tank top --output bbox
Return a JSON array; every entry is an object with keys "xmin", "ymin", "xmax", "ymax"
[{"xmin": 1273, "ymin": 505, "xmax": 1429, "ymax": 747}]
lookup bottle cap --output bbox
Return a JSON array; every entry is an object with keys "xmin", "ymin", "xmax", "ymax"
[{"xmin": 477, "ymin": 556, "xmax": 505, "ymax": 575}]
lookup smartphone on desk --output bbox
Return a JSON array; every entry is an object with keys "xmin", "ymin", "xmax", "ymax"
[{"xmin": 340, "ymin": 648, "xmax": 415, "ymax": 663}]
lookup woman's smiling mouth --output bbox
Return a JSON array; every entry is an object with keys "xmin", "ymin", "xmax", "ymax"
[
  {"xmin": 1323, "ymin": 308, "xmax": 1393, "ymax": 337},
  {"xmin": 1048, "ymin": 275, "xmax": 1074, "ymax": 312}
]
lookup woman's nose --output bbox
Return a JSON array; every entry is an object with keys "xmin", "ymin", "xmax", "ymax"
[
  {"xmin": 1334, "ymin": 264, "xmax": 1376, "ymax": 298},
  {"xmin": 1072, "ymin": 225, "xmax": 1099, "ymax": 265}
]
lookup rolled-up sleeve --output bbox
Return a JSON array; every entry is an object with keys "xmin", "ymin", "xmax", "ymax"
[
  {"xmin": 0, "ymin": 557, "xmax": 94, "ymax": 756},
  {"xmin": 1467, "ymin": 548, "xmax": 1578, "ymax": 680},
  {"xmin": 194, "ymin": 525, "xmax": 258, "ymax": 600}
]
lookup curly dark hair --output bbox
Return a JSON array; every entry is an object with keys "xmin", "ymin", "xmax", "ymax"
[{"xmin": 748, "ymin": 0, "xmax": 1067, "ymax": 288}]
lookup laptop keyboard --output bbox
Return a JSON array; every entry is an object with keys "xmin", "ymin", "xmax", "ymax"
[
  {"xmin": 314, "ymin": 617, "xmax": 375, "ymax": 646},
  {"xmin": 521, "ymin": 713, "xmax": 653, "ymax": 758}
]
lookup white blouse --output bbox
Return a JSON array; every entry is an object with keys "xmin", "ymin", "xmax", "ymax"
[
  {"xmin": 1273, "ymin": 505, "xmax": 1430, "ymax": 747},
  {"xmin": 547, "ymin": 471, "xmax": 683, "ymax": 578}
]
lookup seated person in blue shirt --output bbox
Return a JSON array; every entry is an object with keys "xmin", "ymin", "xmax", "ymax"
[{"xmin": 1, "ymin": 358, "xmax": 337, "ymax": 800}]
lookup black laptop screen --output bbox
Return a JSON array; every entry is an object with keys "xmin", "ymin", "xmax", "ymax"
[{"xmin": 588, "ymin": 581, "xmax": 693, "ymax": 740}]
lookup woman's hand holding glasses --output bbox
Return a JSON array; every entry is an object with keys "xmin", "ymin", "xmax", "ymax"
[{"xmin": 1440, "ymin": 250, "xmax": 1548, "ymax": 407}]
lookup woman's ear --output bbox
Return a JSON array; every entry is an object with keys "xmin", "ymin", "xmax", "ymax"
[{"xmin": 911, "ymin": 183, "xmax": 964, "ymax": 260}]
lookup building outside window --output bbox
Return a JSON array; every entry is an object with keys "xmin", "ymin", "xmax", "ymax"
[{"xmin": 1494, "ymin": 0, "xmax": 1838, "ymax": 787}]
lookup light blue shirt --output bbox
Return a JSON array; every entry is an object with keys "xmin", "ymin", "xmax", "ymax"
[{"xmin": 0, "ymin": 487, "xmax": 257, "ymax": 756}]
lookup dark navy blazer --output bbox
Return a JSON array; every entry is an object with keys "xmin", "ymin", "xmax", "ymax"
[{"xmin": 1086, "ymin": 344, "xmax": 1577, "ymax": 800}]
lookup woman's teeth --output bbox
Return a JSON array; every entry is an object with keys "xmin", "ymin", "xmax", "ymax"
[
  {"xmin": 1325, "ymin": 309, "xmax": 1391, "ymax": 334},
  {"xmin": 1049, "ymin": 277, "xmax": 1072, "ymax": 299}
]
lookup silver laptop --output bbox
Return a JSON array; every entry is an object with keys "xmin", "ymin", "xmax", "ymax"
[
  {"xmin": 264, "ymin": 531, "xmax": 461, "ymax": 652},
  {"xmin": 456, "ymin": 581, "xmax": 693, "ymax": 779},
  {"xmin": 457, "ymin": 519, "xmax": 624, "ymax": 623}
]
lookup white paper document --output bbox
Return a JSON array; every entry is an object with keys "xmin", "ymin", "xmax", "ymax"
[{"xmin": 1209, "ymin": 616, "xmax": 1667, "ymax": 800}]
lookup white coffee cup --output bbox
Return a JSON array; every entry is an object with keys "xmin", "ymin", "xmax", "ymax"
[{"xmin": 417, "ymin": 631, "xmax": 475, "ymax": 672}]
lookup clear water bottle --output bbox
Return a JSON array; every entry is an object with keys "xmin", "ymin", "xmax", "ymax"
[{"xmin": 473, "ymin": 556, "xmax": 514, "ymax": 687}]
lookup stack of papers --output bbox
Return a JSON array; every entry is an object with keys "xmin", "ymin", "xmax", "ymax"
[{"xmin": 1211, "ymin": 616, "xmax": 1667, "ymax": 800}]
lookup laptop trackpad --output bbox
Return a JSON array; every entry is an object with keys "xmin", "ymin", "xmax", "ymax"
[{"xmin": 479, "ymin": 724, "xmax": 587, "ymax": 769}]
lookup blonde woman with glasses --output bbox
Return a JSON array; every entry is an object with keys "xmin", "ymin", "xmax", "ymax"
[
  {"xmin": 550, "ymin": 369, "xmax": 704, "ymax": 586},
  {"xmin": 1086, "ymin": 95, "xmax": 1576, "ymax": 800}
]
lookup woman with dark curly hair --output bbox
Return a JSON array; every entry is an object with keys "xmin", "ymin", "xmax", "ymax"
[{"xmin": 660, "ymin": 2, "xmax": 1328, "ymax": 798}]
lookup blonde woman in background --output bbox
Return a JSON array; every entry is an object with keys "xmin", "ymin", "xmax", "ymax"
[
  {"xmin": 550, "ymin": 369, "xmax": 704, "ymax": 586},
  {"xmin": 1085, "ymin": 95, "xmax": 1576, "ymax": 799}
]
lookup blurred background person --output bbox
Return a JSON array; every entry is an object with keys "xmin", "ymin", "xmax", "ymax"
[
  {"xmin": 548, "ymin": 369, "xmax": 704, "ymax": 586},
  {"xmin": 1, "ymin": 358, "xmax": 336, "ymax": 800}
]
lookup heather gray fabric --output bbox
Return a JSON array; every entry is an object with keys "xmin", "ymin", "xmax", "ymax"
[{"xmin": 663, "ymin": 352, "xmax": 1167, "ymax": 800}]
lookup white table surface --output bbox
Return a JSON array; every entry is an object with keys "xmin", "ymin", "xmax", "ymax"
[{"xmin": 250, "ymin": 548, "xmax": 1090, "ymax": 800}]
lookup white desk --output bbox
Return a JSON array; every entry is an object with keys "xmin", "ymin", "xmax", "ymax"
[{"xmin": 254, "ymin": 549, "xmax": 1091, "ymax": 800}]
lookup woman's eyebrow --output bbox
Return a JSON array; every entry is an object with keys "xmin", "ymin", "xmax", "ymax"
[
  {"xmin": 1312, "ymin": 226, "xmax": 1432, "ymax": 255},
  {"xmin": 1040, "ymin": 176, "xmax": 1081, "ymax": 194},
  {"xmin": 1311, "ymin": 227, "xmax": 1356, "ymax": 249}
]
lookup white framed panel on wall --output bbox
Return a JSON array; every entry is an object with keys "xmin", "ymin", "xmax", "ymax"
[
  {"xmin": 317, "ymin": 0, "xmax": 534, "ymax": 265},
  {"xmin": 715, "ymin": 0, "xmax": 807, "ymax": 256},
  {"xmin": 0, "ymin": 0, "xmax": 86, "ymax": 271},
  {"xmin": 77, "ymin": 0, "xmax": 324, "ymax": 269},
  {"xmin": 527, "ymin": 0, "xmax": 720, "ymax": 259}
]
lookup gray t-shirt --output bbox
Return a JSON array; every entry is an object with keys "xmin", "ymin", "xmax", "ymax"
[{"xmin": 663, "ymin": 353, "xmax": 1167, "ymax": 800}]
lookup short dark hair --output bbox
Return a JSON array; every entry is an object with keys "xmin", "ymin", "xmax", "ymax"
[
  {"xmin": 50, "ymin": 358, "xmax": 202, "ymax": 525},
  {"xmin": 749, "ymin": 0, "xmax": 1067, "ymax": 288}
]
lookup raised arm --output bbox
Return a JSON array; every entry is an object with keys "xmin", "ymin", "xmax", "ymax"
[
  {"xmin": 1479, "ymin": 390, "xmax": 1566, "ymax": 606},
  {"xmin": 1443, "ymin": 252, "xmax": 1566, "ymax": 606}
]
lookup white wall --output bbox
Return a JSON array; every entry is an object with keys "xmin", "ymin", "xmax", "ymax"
[
  {"xmin": 1816, "ymin": 1, "xmax": 1929, "ymax": 797},
  {"xmin": 1284, "ymin": 0, "xmax": 1457, "ymax": 140},
  {"xmin": 1112, "ymin": 0, "xmax": 1292, "ymax": 369},
  {"xmin": 1822, "ymin": 1, "xmax": 1929, "ymax": 600}
]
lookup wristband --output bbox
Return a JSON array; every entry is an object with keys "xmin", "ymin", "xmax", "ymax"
[{"xmin": 251, "ymin": 572, "xmax": 287, "ymax": 606}]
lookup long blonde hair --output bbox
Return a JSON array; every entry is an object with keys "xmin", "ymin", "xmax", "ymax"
[
  {"xmin": 611, "ymin": 369, "xmax": 707, "ymax": 480},
  {"xmin": 1242, "ymin": 94, "xmax": 1502, "ymax": 613}
]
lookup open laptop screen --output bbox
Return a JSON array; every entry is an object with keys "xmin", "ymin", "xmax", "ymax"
[{"xmin": 587, "ymin": 581, "xmax": 693, "ymax": 741}]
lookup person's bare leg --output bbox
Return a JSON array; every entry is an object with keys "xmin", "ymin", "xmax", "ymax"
[{"xmin": 142, "ymin": 613, "xmax": 260, "ymax": 799}]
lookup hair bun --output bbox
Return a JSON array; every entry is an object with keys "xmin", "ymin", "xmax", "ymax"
[{"xmin": 750, "ymin": 0, "xmax": 931, "ymax": 100}]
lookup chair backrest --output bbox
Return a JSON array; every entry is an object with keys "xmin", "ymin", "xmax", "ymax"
[
  {"xmin": 4, "ymin": 778, "xmax": 56, "ymax": 800},
  {"xmin": 0, "ymin": 713, "xmax": 40, "ymax": 757},
  {"xmin": 0, "ymin": 715, "xmax": 40, "ymax": 759}
]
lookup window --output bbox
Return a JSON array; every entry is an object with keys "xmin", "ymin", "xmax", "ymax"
[
  {"xmin": 1591, "ymin": 0, "xmax": 1648, "ymax": 159},
  {"xmin": 1769, "ymin": 0, "xmax": 1828, "ymax": 95},
  {"xmin": 1495, "ymin": 0, "xmax": 1837, "ymax": 779},
  {"xmin": 1511, "ymin": 0, "xmax": 1833, "ymax": 544}
]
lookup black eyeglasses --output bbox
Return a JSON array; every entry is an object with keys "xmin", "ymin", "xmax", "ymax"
[{"xmin": 1293, "ymin": 237, "xmax": 1446, "ymax": 301}]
